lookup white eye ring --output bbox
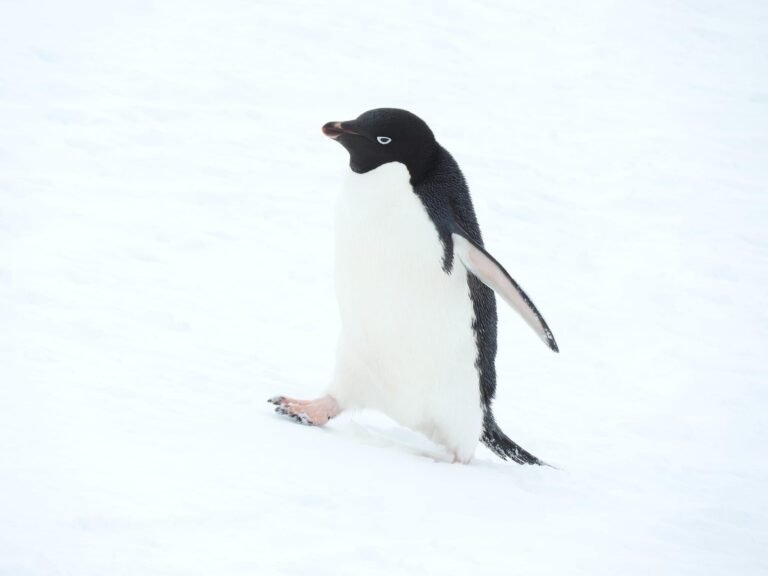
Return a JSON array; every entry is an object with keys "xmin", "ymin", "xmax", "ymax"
[{"xmin": 377, "ymin": 136, "xmax": 392, "ymax": 145}]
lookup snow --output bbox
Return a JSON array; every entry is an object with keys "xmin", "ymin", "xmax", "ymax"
[{"xmin": 1, "ymin": 0, "xmax": 767, "ymax": 574}]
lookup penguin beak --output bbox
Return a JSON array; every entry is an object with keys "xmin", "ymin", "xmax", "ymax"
[{"xmin": 322, "ymin": 121, "xmax": 359, "ymax": 140}]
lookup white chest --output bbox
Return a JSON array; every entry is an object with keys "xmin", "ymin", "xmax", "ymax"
[
  {"xmin": 334, "ymin": 161, "xmax": 447, "ymax": 303},
  {"xmin": 332, "ymin": 162, "xmax": 481, "ymax": 441}
]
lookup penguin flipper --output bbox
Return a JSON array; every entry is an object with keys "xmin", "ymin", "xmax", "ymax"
[{"xmin": 451, "ymin": 227, "xmax": 559, "ymax": 352}]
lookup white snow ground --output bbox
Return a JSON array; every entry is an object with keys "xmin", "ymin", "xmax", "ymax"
[{"xmin": 1, "ymin": 1, "xmax": 767, "ymax": 574}]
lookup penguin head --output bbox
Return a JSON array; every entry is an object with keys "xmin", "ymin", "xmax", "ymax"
[{"xmin": 322, "ymin": 108, "xmax": 437, "ymax": 181}]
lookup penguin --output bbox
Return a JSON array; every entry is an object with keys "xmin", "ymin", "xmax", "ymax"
[{"xmin": 270, "ymin": 108, "xmax": 558, "ymax": 464}]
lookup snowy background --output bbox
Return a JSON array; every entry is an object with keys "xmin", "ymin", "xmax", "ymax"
[{"xmin": 1, "ymin": 1, "xmax": 767, "ymax": 574}]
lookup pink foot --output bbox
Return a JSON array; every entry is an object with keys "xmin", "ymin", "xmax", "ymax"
[{"xmin": 268, "ymin": 395, "xmax": 341, "ymax": 426}]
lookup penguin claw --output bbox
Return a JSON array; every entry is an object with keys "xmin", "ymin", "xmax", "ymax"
[
  {"xmin": 274, "ymin": 405, "xmax": 290, "ymax": 416},
  {"xmin": 267, "ymin": 396, "xmax": 285, "ymax": 406}
]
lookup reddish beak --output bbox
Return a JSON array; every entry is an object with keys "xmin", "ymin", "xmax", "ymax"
[{"xmin": 322, "ymin": 121, "xmax": 358, "ymax": 139}]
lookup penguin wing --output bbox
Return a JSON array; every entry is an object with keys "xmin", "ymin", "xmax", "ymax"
[{"xmin": 452, "ymin": 227, "xmax": 559, "ymax": 352}]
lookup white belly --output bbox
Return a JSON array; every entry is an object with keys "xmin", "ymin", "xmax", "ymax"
[{"xmin": 329, "ymin": 162, "xmax": 482, "ymax": 461}]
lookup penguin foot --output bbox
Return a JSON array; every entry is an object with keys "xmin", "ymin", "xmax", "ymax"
[{"xmin": 268, "ymin": 395, "xmax": 341, "ymax": 426}]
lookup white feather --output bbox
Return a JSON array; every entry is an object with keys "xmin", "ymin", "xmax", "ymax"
[{"xmin": 328, "ymin": 161, "xmax": 482, "ymax": 462}]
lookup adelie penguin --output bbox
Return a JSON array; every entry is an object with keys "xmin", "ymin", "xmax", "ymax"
[{"xmin": 270, "ymin": 108, "xmax": 558, "ymax": 464}]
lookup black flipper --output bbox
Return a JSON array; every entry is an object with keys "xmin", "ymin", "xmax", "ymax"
[{"xmin": 481, "ymin": 411, "xmax": 545, "ymax": 466}]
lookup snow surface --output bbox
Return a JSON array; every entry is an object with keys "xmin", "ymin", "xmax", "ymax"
[{"xmin": 1, "ymin": 1, "xmax": 767, "ymax": 574}]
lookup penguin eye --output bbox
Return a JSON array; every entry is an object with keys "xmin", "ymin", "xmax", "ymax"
[{"xmin": 376, "ymin": 136, "xmax": 392, "ymax": 145}]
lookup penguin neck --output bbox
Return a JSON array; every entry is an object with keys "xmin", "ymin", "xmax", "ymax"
[{"xmin": 406, "ymin": 143, "xmax": 441, "ymax": 185}]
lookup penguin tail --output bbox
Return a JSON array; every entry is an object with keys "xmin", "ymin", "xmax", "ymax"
[{"xmin": 481, "ymin": 411, "xmax": 547, "ymax": 466}]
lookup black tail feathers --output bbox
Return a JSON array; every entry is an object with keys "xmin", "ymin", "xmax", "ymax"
[{"xmin": 481, "ymin": 412, "xmax": 545, "ymax": 466}]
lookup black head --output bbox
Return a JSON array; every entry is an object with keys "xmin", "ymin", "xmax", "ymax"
[{"xmin": 322, "ymin": 108, "xmax": 438, "ymax": 182}]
